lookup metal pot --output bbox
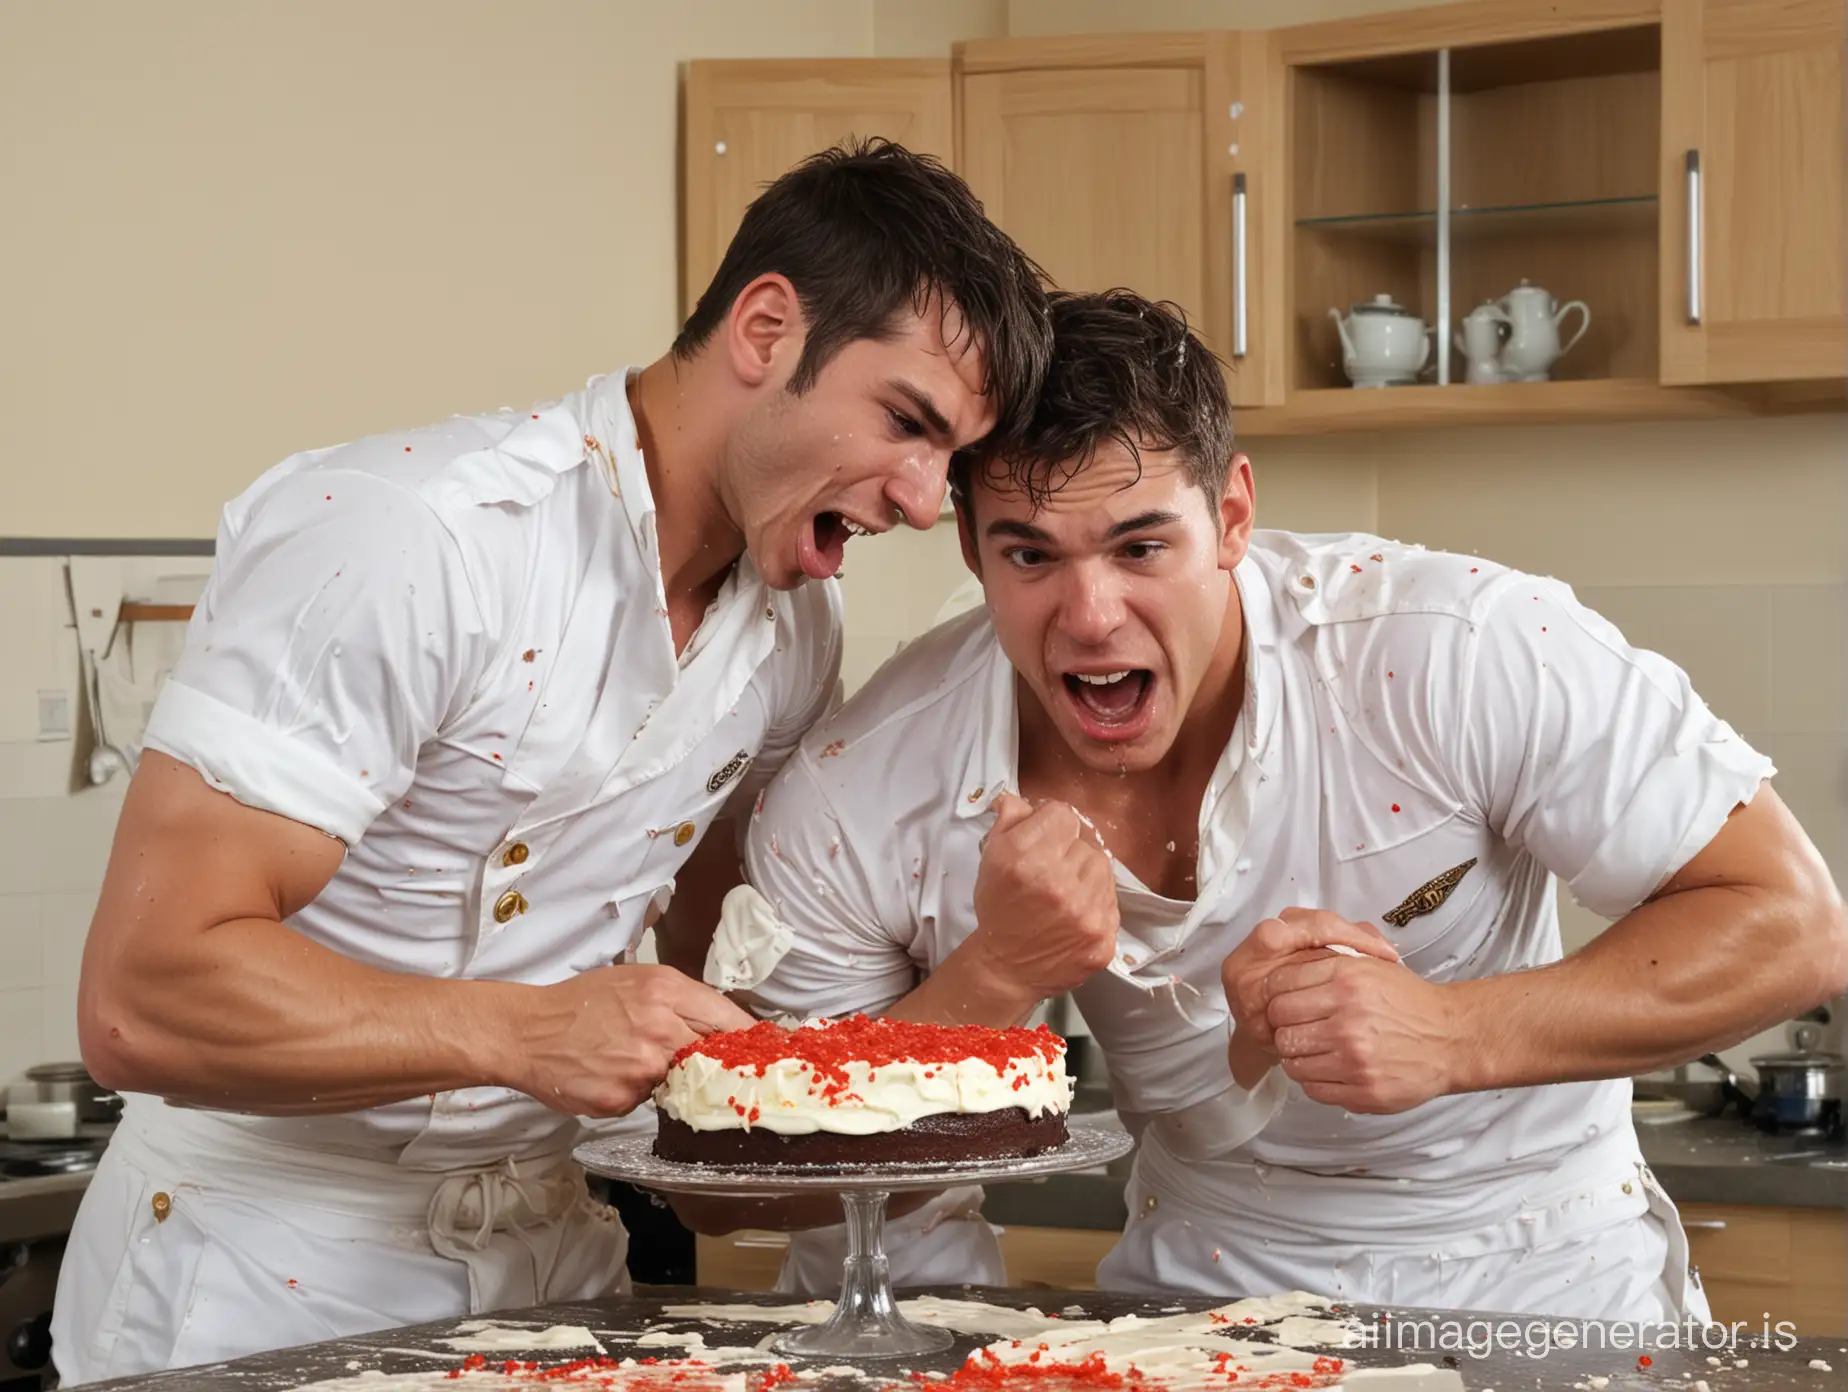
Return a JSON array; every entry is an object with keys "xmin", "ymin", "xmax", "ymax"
[
  {"xmin": 16, "ymin": 1062, "xmax": 121, "ymax": 1126},
  {"xmin": 1746, "ymin": 1050, "xmax": 1844, "ymax": 1130}
]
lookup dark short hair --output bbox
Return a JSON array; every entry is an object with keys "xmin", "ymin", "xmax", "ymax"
[
  {"xmin": 954, "ymin": 289, "xmax": 1234, "ymax": 509},
  {"xmin": 673, "ymin": 138, "xmax": 1051, "ymax": 446}
]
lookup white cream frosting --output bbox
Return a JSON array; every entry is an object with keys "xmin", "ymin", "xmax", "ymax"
[{"xmin": 655, "ymin": 1037, "xmax": 1073, "ymax": 1136}]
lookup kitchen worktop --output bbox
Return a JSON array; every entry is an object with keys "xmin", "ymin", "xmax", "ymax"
[
  {"xmin": 983, "ymin": 1113, "xmax": 1848, "ymax": 1233},
  {"xmin": 77, "ymin": 1287, "xmax": 1848, "ymax": 1392}
]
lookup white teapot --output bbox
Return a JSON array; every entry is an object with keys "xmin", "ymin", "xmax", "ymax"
[
  {"xmin": 1328, "ymin": 293, "xmax": 1430, "ymax": 388},
  {"xmin": 1454, "ymin": 302, "xmax": 1511, "ymax": 385},
  {"xmin": 1497, "ymin": 280, "xmax": 1590, "ymax": 382}
]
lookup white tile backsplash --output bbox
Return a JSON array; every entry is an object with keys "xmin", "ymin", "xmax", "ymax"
[
  {"xmin": 0, "ymin": 895, "xmax": 44, "ymax": 992},
  {"xmin": 1769, "ymin": 584, "xmax": 1847, "ymax": 736},
  {"xmin": 37, "ymin": 980, "xmax": 81, "ymax": 1063},
  {"xmin": 40, "ymin": 891, "xmax": 95, "ymax": 988},
  {"xmin": 0, "ymin": 987, "xmax": 43, "ymax": 1086}
]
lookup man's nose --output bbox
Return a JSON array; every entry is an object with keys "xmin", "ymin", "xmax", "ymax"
[
  {"xmin": 884, "ymin": 449, "xmax": 950, "ymax": 531},
  {"xmin": 1059, "ymin": 563, "xmax": 1128, "ymax": 643}
]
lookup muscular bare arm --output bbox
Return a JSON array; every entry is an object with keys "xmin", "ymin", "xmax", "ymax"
[
  {"xmin": 1266, "ymin": 786, "xmax": 1848, "ymax": 1111},
  {"xmin": 1451, "ymin": 784, "xmax": 1848, "ymax": 1087},
  {"xmin": 78, "ymin": 752, "xmax": 750, "ymax": 1116}
]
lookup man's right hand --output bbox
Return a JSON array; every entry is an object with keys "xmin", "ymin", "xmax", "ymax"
[
  {"xmin": 960, "ymin": 793, "xmax": 1120, "ymax": 1013},
  {"xmin": 509, "ymin": 965, "xmax": 755, "ymax": 1117}
]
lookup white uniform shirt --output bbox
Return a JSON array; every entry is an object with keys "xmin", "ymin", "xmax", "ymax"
[
  {"xmin": 744, "ymin": 531, "xmax": 1771, "ymax": 1276},
  {"xmin": 142, "ymin": 368, "xmax": 840, "ymax": 1168}
]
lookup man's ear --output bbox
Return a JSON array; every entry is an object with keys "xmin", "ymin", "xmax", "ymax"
[
  {"xmin": 1216, "ymin": 452, "xmax": 1256, "ymax": 572},
  {"xmin": 723, "ymin": 273, "xmax": 804, "ymax": 388}
]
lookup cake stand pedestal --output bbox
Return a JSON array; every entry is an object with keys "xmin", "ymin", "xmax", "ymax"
[{"xmin": 575, "ymin": 1128, "xmax": 1132, "ymax": 1359}]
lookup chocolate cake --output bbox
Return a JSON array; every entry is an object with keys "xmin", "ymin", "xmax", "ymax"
[{"xmin": 651, "ymin": 1016, "xmax": 1073, "ymax": 1167}]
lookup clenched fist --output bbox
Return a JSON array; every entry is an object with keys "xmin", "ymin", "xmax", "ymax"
[
  {"xmin": 1264, "ymin": 939, "xmax": 1461, "ymax": 1114},
  {"xmin": 509, "ymin": 964, "xmax": 755, "ymax": 1117},
  {"xmin": 962, "ymin": 793, "xmax": 1120, "ymax": 1015},
  {"xmin": 1221, "ymin": 907, "xmax": 1401, "ymax": 1087}
]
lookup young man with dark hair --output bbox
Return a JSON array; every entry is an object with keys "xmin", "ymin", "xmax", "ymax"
[
  {"xmin": 53, "ymin": 139, "xmax": 1049, "ymax": 1383},
  {"xmin": 732, "ymin": 288, "xmax": 1846, "ymax": 1318}
]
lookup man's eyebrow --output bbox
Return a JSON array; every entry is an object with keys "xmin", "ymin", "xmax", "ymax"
[
  {"xmin": 985, "ymin": 519, "xmax": 1053, "ymax": 543},
  {"xmin": 887, "ymin": 380, "xmax": 954, "ymax": 441},
  {"xmin": 1105, "ymin": 509, "xmax": 1185, "ymax": 539}
]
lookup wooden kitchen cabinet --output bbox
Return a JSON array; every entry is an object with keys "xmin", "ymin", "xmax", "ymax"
[
  {"xmin": 996, "ymin": 1224, "xmax": 1119, "ymax": 1291},
  {"xmin": 955, "ymin": 34, "xmax": 1285, "ymax": 407},
  {"xmin": 695, "ymin": 1229, "xmax": 788, "ymax": 1291},
  {"xmin": 681, "ymin": 61, "xmax": 953, "ymax": 319},
  {"xmin": 1659, "ymin": 0, "xmax": 1846, "ymax": 384},
  {"xmin": 1680, "ymin": 1202, "xmax": 1848, "ymax": 1336}
]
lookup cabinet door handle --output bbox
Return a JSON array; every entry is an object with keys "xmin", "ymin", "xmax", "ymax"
[
  {"xmin": 1232, "ymin": 172, "xmax": 1249, "ymax": 359},
  {"xmin": 1684, "ymin": 1219, "xmax": 1727, "ymax": 1230},
  {"xmin": 1685, "ymin": 149, "xmax": 1703, "ymax": 326}
]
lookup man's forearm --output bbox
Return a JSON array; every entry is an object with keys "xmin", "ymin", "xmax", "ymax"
[
  {"xmin": 885, "ymin": 935, "xmax": 1042, "ymax": 1027},
  {"xmin": 1447, "ymin": 880, "xmax": 1847, "ymax": 1092},
  {"xmin": 81, "ymin": 914, "xmax": 532, "ymax": 1114}
]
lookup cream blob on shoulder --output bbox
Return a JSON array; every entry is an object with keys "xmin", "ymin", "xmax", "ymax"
[
  {"xmin": 655, "ymin": 1049, "xmax": 1072, "ymax": 1136},
  {"xmin": 704, "ymin": 885, "xmax": 795, "ymax": 992}
]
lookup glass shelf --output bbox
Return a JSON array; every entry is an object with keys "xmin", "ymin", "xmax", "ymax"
[{"xmin": 1295, "ymin": 194, "xmax": 1658, "ymax": 245}]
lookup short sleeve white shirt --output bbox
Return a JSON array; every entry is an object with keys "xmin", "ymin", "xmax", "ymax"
[{"xmin": 143, "ymin": 369, "xmax": 841, "ymax": 1167}]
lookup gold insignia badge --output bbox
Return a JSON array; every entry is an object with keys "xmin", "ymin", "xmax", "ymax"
[
  {"xmin": 1382, "ymin": 858, "xmax": 1478, "ymax": 928},
  {"xmin": 706, "ymin": 750, "xmax": 753, "ymax": 795}
]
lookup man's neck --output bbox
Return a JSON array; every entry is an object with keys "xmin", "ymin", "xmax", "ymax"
[{"xmin": 625, "ymin": 355, "xmax": 746, "ymax": 609}]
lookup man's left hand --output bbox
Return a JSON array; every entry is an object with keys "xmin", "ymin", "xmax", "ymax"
[{"xmin": 1262, "ymin": 943, "xmax": 1463, "ymax": 1114}]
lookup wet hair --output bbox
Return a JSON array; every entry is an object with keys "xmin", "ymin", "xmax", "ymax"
[
  {"xmin": 673, "ymin": 138, "xmax": 1051, "ymax": 447},
  {"xmin": 953, "ymin": 289, "xmax": 1234, "ymax": 509}
]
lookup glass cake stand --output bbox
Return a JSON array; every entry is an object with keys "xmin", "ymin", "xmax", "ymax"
[{"xmin": 575, "ymin": 1128, "xmax": 1133, "ymax": 1359}]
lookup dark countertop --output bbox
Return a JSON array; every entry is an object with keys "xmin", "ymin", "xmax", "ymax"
[
  {"xmin": 984, "ymin": 1113, "xmax": 1848, "ymax": 1233},
  {"xmin": 79, "ymin": 1287, "xmax": 1848, "ymax": 1392}
]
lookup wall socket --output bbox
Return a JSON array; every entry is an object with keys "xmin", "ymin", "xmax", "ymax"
[{"xmin": 36, "ymin": 689, "xmax": 72, "ymax": 742}]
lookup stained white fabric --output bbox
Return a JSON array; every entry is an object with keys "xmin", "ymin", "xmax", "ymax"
[
  {"xmin": 54, "ymin": 368, "xmax": 842, "ymax": 1381},
  {"xmin": 745, "ymin": 532, "xmax": 1771, "ymax": 1312},
  {"xmin": 52, "ymin": 1098, "xmax": 631, "ymax": 1385}
]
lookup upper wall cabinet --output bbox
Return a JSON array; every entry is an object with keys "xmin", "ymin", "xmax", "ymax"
[
  {"xmin": 1659, "ymin": 0, "xmax": 1845, "ymax": 384},
  {"xmin": 956, "ymin": 35, "xmax": 1285, "ymax": 407},
  {"xmin": 683, "ymin": 0, "xmax": 1842, "ymax": 435},
  {"xmin": 682, "ymin": 61, "xmax": 953, "ymax": 318}
]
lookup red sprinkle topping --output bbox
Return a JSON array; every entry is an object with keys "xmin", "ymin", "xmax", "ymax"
[{"xmin": 673, "ymin": 1016, "xmax": 1063, "ymax": 1101}]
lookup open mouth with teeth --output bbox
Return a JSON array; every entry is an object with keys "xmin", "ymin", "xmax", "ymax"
[
  {"xmin": 1061, "ymin": 667, "xmax": 1157, "ymax": 742},
  {"xmin": 798, "ymin": 511, "xmax": 877, "ymax": 581}
]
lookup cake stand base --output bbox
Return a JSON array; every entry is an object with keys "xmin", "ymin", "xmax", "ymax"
[{"xmin": 771, "ymin": 1190, "xmax": 952, "ymax": 1358}]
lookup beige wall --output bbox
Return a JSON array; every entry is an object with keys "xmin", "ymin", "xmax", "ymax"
[{"xmin": 0, "ymin": 0, "xmax": 878, "ymax": 539}]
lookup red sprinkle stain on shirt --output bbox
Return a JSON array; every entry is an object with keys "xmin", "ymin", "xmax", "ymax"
[
  {"xmin": 491, "ymin": 752, "xmax": 502, "ymax": 761},
  {"xmin": 1350, "ymin": 564, "xmax": 1362, "ymax": 573},
  {"xmin": 522, "ymin": 649, "xmax": 537, "ymax": 663},
  {"xmin": 404, "ymin": 446, "xmax": 412, "ymax": 452},
  {"xmin": 1391, "ymin": 804, "xmax": 1401, "ymax": 813}
]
